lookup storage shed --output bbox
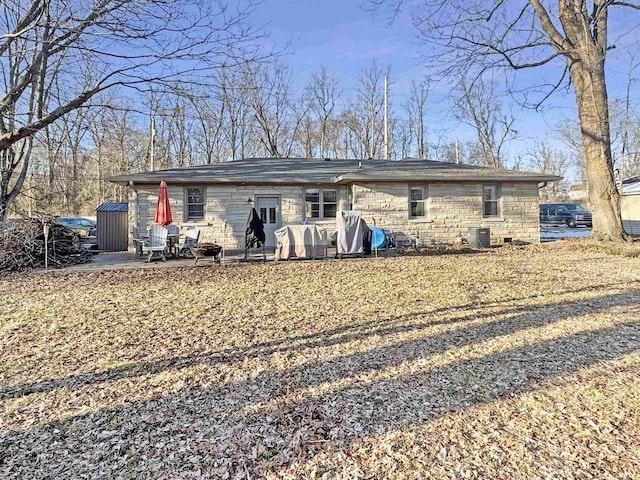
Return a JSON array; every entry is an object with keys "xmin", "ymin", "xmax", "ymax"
[{"xmin": 96, "ymin": 202, "xmax": 129, "ymax": 251}]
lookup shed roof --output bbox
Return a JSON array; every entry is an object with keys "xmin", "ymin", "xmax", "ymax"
[
  {"xmin": 109, "ymin": 157, "xmax": 560, "ymax": 186},
  {"xmin": 96, "ymin": 202, "xmax": 128, "ymax": 212}
]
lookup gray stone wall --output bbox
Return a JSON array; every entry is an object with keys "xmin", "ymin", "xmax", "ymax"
[
  {"xmin": 128, "ymin": 181, "xmax": 540, "ymax": 250},
  {"xmin": 351, "ymin": 181, "xmax": 540, "ymax": 244},
  {"xmin": 129, "ymin": 184, "xmax": 349, "ymax": 250}
]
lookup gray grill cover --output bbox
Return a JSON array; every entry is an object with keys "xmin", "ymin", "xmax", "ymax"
[
  {"xmin": 336, "ymin": 210, "xmax": 364, "ymax": 255},
  {"xmin": 274, "ymin": 225, "xmax": 325, "ymax": 260}
]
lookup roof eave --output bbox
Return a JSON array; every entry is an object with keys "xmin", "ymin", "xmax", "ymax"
[{"xmin": 335, "ymin": 174, "xmax": 562, "ymax": 183}]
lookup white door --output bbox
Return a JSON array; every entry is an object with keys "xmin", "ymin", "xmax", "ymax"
[{"xmin": 256, "ymin": 197, "xmax": 281, "ymax": 247}]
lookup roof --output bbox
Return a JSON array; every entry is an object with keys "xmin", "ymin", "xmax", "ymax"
[
  {"xmin": 96, "ymin": 202, "xmax": 128, "ymax": 212},
  {"xmin": 109, "ymin": 158, "xmax": 561, "ymax": 186},
  {"xmin": 622, "ymin": 176, "xmax": 640, "ymax": 195}
]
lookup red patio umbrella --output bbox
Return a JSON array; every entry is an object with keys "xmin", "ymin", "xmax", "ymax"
[{"xmin": 154, "ymin": 181, "xmax": 173, "ymax": 226}]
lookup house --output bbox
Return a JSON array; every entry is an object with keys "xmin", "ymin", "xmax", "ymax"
[
  {"xmin": 568, "ymin": 183, "xmax": 588, "ymax": 203},
  {"xmin": 109, "ymin": 157, "xmax": 560, "ymax": 249},
  {"xmin": 621, "ymin": 176, "xmax": 640, "ymax": 235}
]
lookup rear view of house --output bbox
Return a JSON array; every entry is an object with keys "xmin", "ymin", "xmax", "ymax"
[{"xmin": 110, "ymin": 157, "xmax": 559, "ymax": 249}]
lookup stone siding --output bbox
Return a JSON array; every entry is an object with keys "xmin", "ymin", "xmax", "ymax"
[
  {"xmin": 129, "ymin": 181, "xmax": 540, "ymax": 249},
  {"xmin": 130, "ymin": 184, "xmax": 349, "ymax": 250},
  {"xmin": 351, "ymin": 181, "xmax": 540, "ymax": 244}
]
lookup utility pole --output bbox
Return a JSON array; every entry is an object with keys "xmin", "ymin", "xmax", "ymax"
[
  {"xmin": 149, "ymin": 114, "xmax": 156, "ymax": 171},
  {"xmin": 384, "ymin": 76, "xmax": 389, "ymax": 160},
  {"xmin": 455, "ymin": 140, "xmax": 460, "ymax": 164}
]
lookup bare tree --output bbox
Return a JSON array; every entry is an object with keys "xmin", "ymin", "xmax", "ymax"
[
  {"xmin": 406, "ymin": 78, "xmax": 429, "ymax": 159},
  {"xmin": 305, "ymin": 66, "xmax": 340, "ymax": 158},
  {"xmin": 527, "ymin": 140, "xmax": 571, "ymax": 198},
  {"xmin": 248, "ymin": 60, "xmax": 309, "ymax": 157},
  {"xmin": 453, "ymin": 77, "xmax": 516, "ymax": 168},
  {"xmin": 344, "ymin": 60, "xmax": 389, "ymax": 159},
  {"xmin": 556, "ymin": 117, "xmax": 587, "ymax": 184},
  {"xmin": 0, "ymin": 0, "xmax": 264, "ymax": 221},
  {"xmin": 371, "ymin": 0, "xmax": 640, "ymax": 240}
]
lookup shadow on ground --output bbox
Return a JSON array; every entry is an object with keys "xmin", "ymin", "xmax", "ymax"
[{"xmin": 2, "ymin": 289, "xmax": 639, "ymax": 478}]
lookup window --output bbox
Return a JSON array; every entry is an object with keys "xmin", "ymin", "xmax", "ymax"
[
  {"xmin": 483, "ymin": 184, "xmax": 501, "ymax": 217},
  {"xmin": 305, "ymin": 188, "xmax": 337, "ymax": 219},
  {"xmin": 323, "ymin": 190, "xmax": 337, "ymax": 218},
  {"xmin": 410, "ymin": 186, "xmax": 427, "ymax": 218},
  {"xmin": 186, "ymin": 186, "xmax": 205, "ymax": 221}
]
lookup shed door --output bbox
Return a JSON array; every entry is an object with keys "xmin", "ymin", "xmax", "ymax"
[{"xmin": 256, "ymin": 196, "xmax": 280, "ymax": 247}]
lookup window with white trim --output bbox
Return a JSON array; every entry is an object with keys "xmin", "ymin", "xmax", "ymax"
[
  {"xmin": 409, "ymin": 185, "xmax": 427, "ymax": 219},
  {"xmin": 186, "ymin": 186, "xmax": 205, "ymax": 221},
  {"xmin": 483, "ymin": 184, "xmax": 501, "ymax": 217},
  {"xmin": 305, "ymin": 188, "xmax": 337, "ymax": 219}
]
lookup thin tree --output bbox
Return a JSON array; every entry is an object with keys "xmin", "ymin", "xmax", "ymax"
[
  {"xmin": 305, "ymin": 66, "xmax": 341, "ymax": 158},
  {"xmin": 454, "ymin": 77, "xmax": 516, "ymax": 168},
  {"xmin": 407, "ymin": 78, "xmax": 429, "ymax": 159},
  {"xmin": 527, "ymin": 140, "xmax": 571, "ymax": 198}
]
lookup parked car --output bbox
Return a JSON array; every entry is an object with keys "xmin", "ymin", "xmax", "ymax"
[
  {"xmin": 54, "ymin": 217, "xmax": 97, "ymax": 237},
  {"xmin": 540, "ymin": 203, "xmax": 592, "ymax": 228}
]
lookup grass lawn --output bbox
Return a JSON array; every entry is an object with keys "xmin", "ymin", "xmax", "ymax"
[{"xmin": 1, "ymin": 246, "xmax": 639, "ymax": 479}]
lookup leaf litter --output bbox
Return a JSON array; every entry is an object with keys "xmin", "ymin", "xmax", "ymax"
[{"xmin": 1, "ymin": 246, "xmax": 639, "ymax": 478}]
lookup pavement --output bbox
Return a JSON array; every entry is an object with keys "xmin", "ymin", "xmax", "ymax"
[
  {"xmin": 65, "ymin": 248, "xmax": 278, "ymax": 272},
  {"xmin": 540, "ymin": 226, "xmax": 592, "ymax": 242}
]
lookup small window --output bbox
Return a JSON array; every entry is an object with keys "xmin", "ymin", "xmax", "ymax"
[
  {"xmin": 305, "ymin": 188, "xmax": 337, "ymax": 220},
  {"xmin": 186, "ymin": 186, "xmax": 205, "ymax": 221},
  {"xmin": 410, "ymin": 186, "xmax": 427, "ymax": 218},
  {"xmin": 483, "ymin": 184, "xmax": 500, "ymax": 217}
]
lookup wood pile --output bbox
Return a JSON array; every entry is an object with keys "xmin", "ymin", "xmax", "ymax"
[{"xmin": 0, "ymin": 218, "xmax": 90, "ymax": 272}]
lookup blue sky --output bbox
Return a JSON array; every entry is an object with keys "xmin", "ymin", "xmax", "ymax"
[
  {"xmin": 251, "ymin": 0, "xmax": 640, "ymax": 174},
  {"xmin": 252, "ymin": 1, "xmax": 566, "ymax": 147}
]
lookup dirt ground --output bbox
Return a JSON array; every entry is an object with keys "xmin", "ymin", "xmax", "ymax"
[{"xmin": 1, "ymin": 245, "xmax": 639, "ymax": 479}]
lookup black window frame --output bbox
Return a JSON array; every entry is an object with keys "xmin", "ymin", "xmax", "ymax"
[
  {"xmin": 305, "ymin": 188, "xmax": 338, "ymax": 220},
  {"xmin": 483, "ymin": 183, "xmax": 501, "ymax": 218},
  {"xmin": 185, "ymin": 186, "xmax": 206, "ymax": 222},
  {"xmin": 409, "ymin": 185, "xmax": 428, "ymax": 219}
]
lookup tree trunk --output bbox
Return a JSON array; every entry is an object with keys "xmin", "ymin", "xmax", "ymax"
[{"xmin": 570, "ymin": 58, "xmax": 626, "ymax": 241}]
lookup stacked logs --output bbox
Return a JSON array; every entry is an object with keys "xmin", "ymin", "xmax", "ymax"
[{"xmin": 0, "ymin": 218, "xmax": 90, "ymax": 272}]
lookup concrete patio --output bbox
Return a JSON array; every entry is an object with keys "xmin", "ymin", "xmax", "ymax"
[{"xmin": 65, "ymin": 248, "xmax": 280, "ymax": 272}]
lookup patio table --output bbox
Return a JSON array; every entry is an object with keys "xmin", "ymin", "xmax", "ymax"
[{"xmin": 166, "ymin": 233, "xmax": 181, "ymax": 258}]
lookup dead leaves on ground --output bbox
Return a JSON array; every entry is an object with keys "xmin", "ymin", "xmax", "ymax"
[{"xmin": 1, "ymin": 248, "xmax": 640, "ymax": 479}]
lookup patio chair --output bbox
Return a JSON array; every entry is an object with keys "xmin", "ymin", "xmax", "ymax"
[
  {"xmin": 131, "ymin": 226, "xmax": 147, "ymax": 256},
  {"xmin": 178, "ymin": 227, "xmax": 200, "ymax": 256},
  {"xmin": 142, "ymin": 225, "xmax": 168, "ymax": 262}
]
